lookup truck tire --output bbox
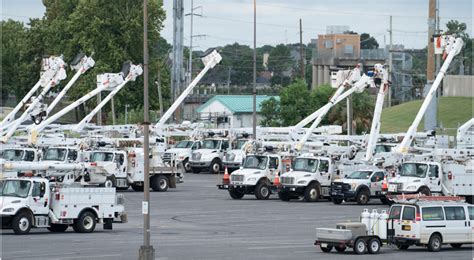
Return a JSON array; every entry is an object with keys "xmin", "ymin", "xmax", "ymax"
[
  {"xmin": 48, "ymin": 224, "xmax": 68, "ymax": 232},
  {"xmin": 304, "ymin": 182, "xmax": 320, "ymax": 202},
  {"xmin": 229, "ymin": 189, "xmax": 244, "ymax": 199},
  {"xmin": 397, "ymin": 244, "xmax": 409, "ymax": 250},
  {"xmin": 418, "ymin": 187, "xmax": 431, "ymax": 196},
  {"xmin": 103, "ymin": 176, "xmax": 116, "ymax": 188},
  {"xmin": 209, "ymin": 159, "xmax": 221, "ymax": 174},
  {"xmin": 320, "ymin": 244, "xmax": 333, "ymax": 252},
  {"xmin": 151, "ymin": 175, "xmax": 169, "ymax": 192},
  {"xmin": 335, "ymin": 245, "xmax": 346, "ymax": 252},
  {"xmin": 255, "ymin": 181, "xmax": 271, "ymax": 200},
  {"xmin": 191, "ymin": 167, "xmax": 201, "ymax": 174},
  {"xmin": 356, "ymin": 189, "xmax": 370, "ymax": 205},
  {"xmin": 183, "ymin": 158, "xmax": 191, "ymax": 173},
  {"xmin": 332, "ymin": 198, "xmax": 343, "ymax": 204},
  {"xmin": 367, "ymin": 238, "xmax": 381, "ymax": 254},
  {"xmin": 450, "ymin": 243, "xmax": 462, "ymax": 248},
  {"xmin": 73, "ymin": 211, "xmax": 96, "ymax": 233},
  {"xmin": 278, "ymin": 191, "xmax": 291, "ymax": 201},
  {"xmin": 12, "ymin": 211, "xmax": 32, "ymax": 235},
  {"xmin": 427, "ymin": 233, "xmax": 442, "ymax": 252},
  {"xmin": 353, "ymin": 238, "xmax": 367, "ymax": 254},
  {"xmin": 131, "ymin": 183, "xmax": 144, "ymax": 192}
]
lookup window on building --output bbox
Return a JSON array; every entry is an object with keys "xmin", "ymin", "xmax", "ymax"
[
  {"xmin": 324, "ymin": 40, "xmax": 333, "ymax": 49},
  {"xmin": 344, "ymin": 45, "xmax": 353, "ymax": 54}
]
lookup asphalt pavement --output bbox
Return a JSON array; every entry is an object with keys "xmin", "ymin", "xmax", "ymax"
[{"xmin": 1, "ymin": 173, "xmax": 472, "ymax": 260}]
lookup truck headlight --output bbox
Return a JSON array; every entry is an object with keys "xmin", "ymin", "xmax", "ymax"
[
  {"xmin": 351, "ymin": 183, "xmax": 357, "ymax": 190},
  {"xmin": 297, "ymin": 180, "xmax": 307, "ymax": 184},
  {"xmin": 2, "ymin": 208, "xmax": 14, "ymax": 213},
  {"xmin": 247, "ymin": 177, "xmax": 256, "ymax": 182}
]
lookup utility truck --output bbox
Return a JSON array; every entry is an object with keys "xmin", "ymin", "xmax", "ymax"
[
  {"xmin": 189, "ymin": 136, "xmax": 231, "ymax": 174},
  {"xmin": 217, "ymin": 147, "xmax": 284, "ymax": 200},
  {"xmin": 278, "ymin": 154, "xmax": 337, "ymax": 202},
  {"xmin": 163, "ymin": 139, "xmax": 201, "ymax": 172},
  {"xmin": 223, "ymin": 138, "xmax": 251, "ymax": 172},
  {"xmin": 0, "ymin": 176, "xmax": 127, "ymax": 234}
]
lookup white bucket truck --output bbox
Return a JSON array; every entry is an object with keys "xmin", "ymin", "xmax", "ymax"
[
  {"xmin": 189, "ymin": 136, "xmax": 231, "ymax": 174},
  {"xmin": 163, "ymin": 139, "xmax": 201, "ymax": 172},
  {"xmin": 0, "ymin": 176, "xmax": 126, "ymax": 234}
]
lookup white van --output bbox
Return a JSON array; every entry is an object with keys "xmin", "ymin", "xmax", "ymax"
[{"xmin": 389, "ymin": 199, "xmax": 473, "ymax": 251}]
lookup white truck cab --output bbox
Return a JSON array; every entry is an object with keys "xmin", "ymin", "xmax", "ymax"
[
  {"xmin": 42, "ymin": 146, "xmax": 79, "ymax": 163},
  {"xmin": 218, "ymin": 152, "xmax": 282, "ymax": 200},
  {"xmin": 223, "ymin": 139, "xmax": 250, "ymax": 172},
  {"xmin": 190, "ymin": 138, "xmax": 230, "ymax": 174},
  {"xmin": 0, "ymin": 147, "xmax": 38, "ymax": 162},
  {"xmin": 163, "ymin": 140, "xmax": 201, "ymax": 172},
  {"xmin": 0, "ymin": 177, "xmax": 126, "ymax": 234},
  {"xmin": 278, "ymin": 155, "xmax": 336, "ymax": 202},
  {"xmin": 331, "ymin": 169, "xmax": 388, "ymax": 205}
]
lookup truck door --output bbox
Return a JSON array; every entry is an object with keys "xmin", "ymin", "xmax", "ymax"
[
  {"xmin": 468, "ymin": 206, "xmax": 474, "ymax": 243},
  {"xmin": 30, "ymin": 181, "xmax": 49, "ymax": 215},
  {"xmin": 428, "ymin": 164, "xmax": 442, "ymax": 192},
  {"xmin": 318, "ymin": 159, "xmax": 330, "ymax": 183},
  {"xmin": 370, "ymin": 171, "xmax": 385, "ymax": 196},
  {"xmin": 268, "ymin": 156, "xmax": 279, "ymax": 179},
  {"xmin": 115, "ymin": 153, "xmax": 126, "ymax": 178},
  {"xmin": 389, "ymin": 205, "xmax": 403, "ymax": 235},
  {"xmin": 420, "ymin": 206, "xmax": 446, "ymax": 244},
  {"xmin": 443, "ymin": 206, "xmax": 468, "ymax": 243}
]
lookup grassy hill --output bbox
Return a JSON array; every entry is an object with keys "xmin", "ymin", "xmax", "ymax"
[{"xmin": 381, "ymin": 97, "xmax": 473, "ymax": 136}]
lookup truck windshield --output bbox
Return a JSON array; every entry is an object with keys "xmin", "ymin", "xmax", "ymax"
[
  {"xmin": 202, "ymin": 140, "xmax": 220, "ymax": 149},
  {"xmin": 243, "ymin": 155, "xmax": 268, "ymax": 170},
  {"xmin": 91, "ymin": 152, "xmax": 114, "ymax": 162},
  {"xmin": 1, "ymin": 180, "xmax": 31, "ymax": 198},
  {"xmin": 346, "ymin": 171, "xmax": 372, "ymax": 179},
  {"xmin": 1, "ymin": 149, "xmax": 24, "ymax": 161},
  {"xmin": 293, "ymin": 158, "xmax": 318, "ymax": 172},
  {"xmin": 43, "ymin": 148, "xmax": 67, "ymax": 161},
  {"xmin": 399, "ymin": 163, "xmax": 428, "ymax": 178},
  {"xmin": 375, "ymin": 145, "xmax": 391, "ymax": 154},
  {"xmin": 234, "ymin": 140, "xmax": 248, "ymax": 149},
  {"xmin": 175, "ymin": 141, "xmax": 193, "ymax": 148}
]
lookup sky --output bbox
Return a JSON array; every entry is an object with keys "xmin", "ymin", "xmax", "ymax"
[{"xmin": 1, "ymin": 0, "xmax": 472, "ymax": 50}]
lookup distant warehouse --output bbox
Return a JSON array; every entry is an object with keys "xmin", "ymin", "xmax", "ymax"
[
  {"xmin": 196, "ymin": 95, "xmax": 278, "ymax": 128},
  {"xmin": 443, "ymin": 75, "xmax": 473, "ymax": 97}
]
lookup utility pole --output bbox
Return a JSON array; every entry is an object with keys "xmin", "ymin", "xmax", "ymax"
[
  {"xmin": 388, "ymin": 15, "xmax": 393, "ymax": 107},
  {"xmin": 252, "ymin": 0, "xmax": 257, "ymax": 139},
  {"xmin": 172, "ymin": 0, "xmax": 184, "ymax": 122},
  {"xmin": 424, "ymin": 0, "xmax": 437, "ymax": 131},
  {"xmin": 125, "ymin": 104, "xmax": 129, "ymax": 124},
  {"xmin": 138, "ymin": 0, "xmax": 154, "ymax": 259},
  {"xmin": 156, "ymin": 78, "xmax": 164, "ymax": 118},
  {"xmin": 96, "ymin": 92, "xmax": 102, "ymax": 125},
  {"xmin": 110, "ymin": 98, "xmax": 116, "ymax": 125},
  {"xmin": 227, "ymin": 66, "xmax": 231, "ymax": 94},
  {"xmin": 299, "ymin": 18, "xmax": 305, "ymax": 80},
  {"xmin": 347, "ymin": 95, "xmax": 353, "ymax": 136},
  {"xmin": 188, "ymin": 0, "xmax": 194, "ymax": 87}
]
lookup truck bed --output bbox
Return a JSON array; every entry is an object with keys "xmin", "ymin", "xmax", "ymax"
[{"xmin": 315, "ymin": 228, "xmax": 353, "ymax": 242}]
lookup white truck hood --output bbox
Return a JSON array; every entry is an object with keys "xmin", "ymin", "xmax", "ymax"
[
  {"xmin": 282, "ymin": 171, "xmax": 313, "ymax": 179},
  {"xmin": 232, "ymin": 168, "xmax": 264, "ymax": 177},
  {"xmin": 0, "ymin": 196, "xmax": 26, "ymax": 213},
  {"xmin": 166, "ymin": 148, "xmax": 189, "ymax": 154}
]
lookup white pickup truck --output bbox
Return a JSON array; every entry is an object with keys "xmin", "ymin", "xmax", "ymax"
[
  {"xmin": 0, "ymin": 177, "xmax": 127, "ymax": 234},
  {"xmin": 217, "ymin": 153, "xmax": 282, "ymax": 200},
  {"xmin": 278, "ymin": 154, "xmax": 336, "ymax": 202},
  {"xmin": 331, "ymin": 169, "xmax": 388, "ymax": 205}
]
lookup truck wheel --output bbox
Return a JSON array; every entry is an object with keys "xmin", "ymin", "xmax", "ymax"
[
  {"xmin": 103, "ymin": 176, "xmax": 116, "ymax": 188},
  {"xmin": 380, "ymin": 197, "xmax": 390, "ymax": 205},
  {"xmin": 320, "ymin": 244, "xmax": 333, "ymax": 253},
  {"xmin": 450, "ymin": 243, "xmax": 462, "ymax": 248},
  {"xmin": 335, "ymin": 245, "xmax": 346, "ymax": 252},
  {"xmin": 304, "ymin": 182, "xmax": 320, "ymax": 202},
  {"xmin": 151, "ymin": 175, "xmax": 169, "ymax": 192},
  {"xmin": 73, "ymin": 211, "xmax": 96, "ymax": 233},
  {"xmin": 356, "ymin": 189, "xmax": 370, "ymax": 205},
  {"xmin": 278, "ymin": 191, "xmax": 291, "ymax": 201},
  {"xmin": 131, "ymin": 183, "xmax": 144, "ymax": 192},
  {"xmin": 367, "ymin": 238, "xmax": 381, "ymax": 254},
  {"xmin": 255, "ymin": 181, "xmax": 271, "ymax": 200},
  {"xmin": 191, "ymin": 167, "xmax": 201, "ymax": 174},
  {"xmin": 418, "ymin": 187, "xmax": 431, "ymax": 196},
  {"xmin": 332, "ymin": 198, "xmax": 343, "ymax": 204},
  {"xmin": 396, "ymin": 244, "xmax": 409, "ymax": 250},
  {"xmin": 183, "ymin": 158, "xmax": 191, "ymax": 173},
  {"xmin": 229, "ymin": 189, "xmax": 244, "ymax": 199},
  {"xmin": 48, "ymin": 224, "xmax": 68, "ymax": 232},
  {"xmin": 353, "ymin": 238, "xmax": 366, "ymax": 254},
  {"xmin": 209, "ymin": 159, "xmax": 221, "ymax": 174},
  {"xmin": 427, "ymin": 233, "xmax": 442, "ymax": 252},
  {"xmin": 12, "ymin": 211, "xmax": 32, "ymax": 235}
]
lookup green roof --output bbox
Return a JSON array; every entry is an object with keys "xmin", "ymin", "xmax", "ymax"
[{"xmin": 196, "ymin": 95, "xmax": 279, "ymax": 113}]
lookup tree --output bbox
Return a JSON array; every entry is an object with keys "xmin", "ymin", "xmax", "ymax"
[
  {"xmin": 279, "ymin": 79, "xmax": 312, "ymax": 125},
  {"xmin": 360, "ymin": 33, "xmax": 379, "ymax": 49},
  {"xmin": 268, "ymin": 44, "xmax": 292, "ymax": 86},
  {"xmin": 308, "ymin": 85, "xmax": 336, "ymax": 126},
  {"xmin": 259, "ymin": 97, "xmax": 281, "ymax": 127},
  {"xmin": 328, "ymin": 91, "xmax": 375, "ymax": 134},
  {"xmin": 445, "ymin": 20, "xmax": 472, "ymax": 75}
]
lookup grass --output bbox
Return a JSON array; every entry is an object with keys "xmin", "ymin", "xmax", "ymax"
[{"xmin": 380, "ymin": 97, "xmax": 473, "ymax": 136}]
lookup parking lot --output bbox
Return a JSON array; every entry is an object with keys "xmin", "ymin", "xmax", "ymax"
[{"xmin": 1, "ymin": 173, "xmax": 472, "ymax": 260}]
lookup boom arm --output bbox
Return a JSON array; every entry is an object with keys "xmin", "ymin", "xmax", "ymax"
[
  {"xmin": 397, "ymin": 36, "xmax": 463, "ymax": 153},
  {"xmin": 154, "ymin": 49, "xmax": 222, "ymax": 135}
]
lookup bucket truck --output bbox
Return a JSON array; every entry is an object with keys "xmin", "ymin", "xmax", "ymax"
[
  {"xmin": 28, "ymin": 62, "xmax": 142, "ymax": 144},
  {"xmin": 0, "ymin": 176, "xmax": 127, "ymax": 234},
  {"xmin": 1, "ymin": 56, "xmax": 67, "ymax": 143}
]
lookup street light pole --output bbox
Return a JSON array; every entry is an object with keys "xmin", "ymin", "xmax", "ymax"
[
  {"xmin": 252, "ymin": 0, "xmax": 257, "ymax": 139},
  {"xmin": 139, "ymin": 0, "xmax": 154, "ymax": 259}
]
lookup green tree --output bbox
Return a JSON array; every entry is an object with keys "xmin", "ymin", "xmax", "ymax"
[
  {"xmin": 279, "ymin": 79, "xmax": 312, "ymax": 125},
  {"xmin": 259, "ymin": 97, "xmax": 281, "ymax": 127},
  {"xmin": 268, "ymin": 44, "xmax": 292, "ymax": 86},
  {"xmin": 445, "ymin": 20, "xmax": 472, "ymax": 75},
  {"xmin": 360, "ymin": 33, "xmax": 379, "ymax": 49},
  {"xmin": 308, "ymin": 85, "xmax": 336, "ymax": 126},
  {"xmin": 328, "ymin": 92, "xmax": 375, "ymax": 134}
]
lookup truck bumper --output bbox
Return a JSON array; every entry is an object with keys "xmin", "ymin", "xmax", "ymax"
[
  {"xmin": 393, "ymin": 237, "xmax": 420, "ymax": 246},
  {"xmin": 189, "ymin": 161, "xmax": 211, "ymax": 168},
  {"xmin": 331, "ymin": 190, "xmax": 357, "ymax": 201},
  {"xmin": 217, "ymin": 184, "xmax": 256, "ymax": 194},
  {"xmin": 280, "ymin": 185, "xmax": 305, "ymax": 194},
  {"xmin": 1, "ymin": 215, "xmax": 13, "ymax": 228}
]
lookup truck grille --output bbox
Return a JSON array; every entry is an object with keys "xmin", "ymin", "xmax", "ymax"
[
  {"xmin": 192, "ymin": 152, "xmax": 201, "ymax": 160},
  {"xmin": 389, "ymin": 182, "xmax": 403, "ymax": 190},
  {"xmin": 163, "ymin": 152, "xmax": 173, "ymax": 162},
  {"xmin": 225, "ymin": 153, "xmax": 235, "ymax": 161},
  {"xmin": 231, "ymin": 174, "xmax": 244, "ymax": 182},
  {"xmin": 281, "ymin": 176, "xmax": 294, "ymax": 185},
  {"xmin": 331, "ymin": 182, "xmax": 351, "ymax": 192}
]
